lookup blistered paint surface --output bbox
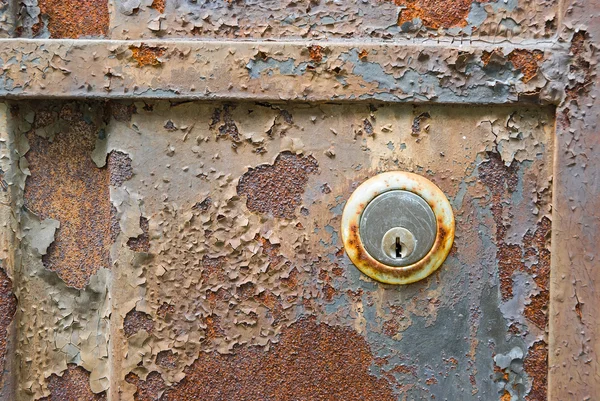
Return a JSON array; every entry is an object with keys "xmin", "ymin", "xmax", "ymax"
[
  {"xmin": 0, "ymin": 0, "xmax": 597, "ymax": 399},
  {"xmin": 0, "ymin": 100, "xmax": 555, "ymax": 400},
  {"xmin": 102, "ymin": 0, "xmax": 558, "ymax": 40},
  {"xmin": 0, "ymin": 40, "xmax": 567, "ymax": 103}
]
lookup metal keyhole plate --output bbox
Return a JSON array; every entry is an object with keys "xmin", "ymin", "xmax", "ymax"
[
  {"xmin": 341, "ymin": 171, "xmax": 455, "ymax": 285},
  {"xmin": 360, "ymin": 190, "xmax": 436, "ymax": 267}
]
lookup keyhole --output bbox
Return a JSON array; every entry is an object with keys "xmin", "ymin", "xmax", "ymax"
[{"xmin": 395, "ymin": 237, "xmax": 402, "ymax": 258}]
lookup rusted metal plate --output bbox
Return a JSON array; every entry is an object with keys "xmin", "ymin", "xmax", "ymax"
[
  {"xmin": 548, "ymin": 1, "xmax": 600, "ymax": 399},
  {"xmin": 0, "ymin": 40, "xmax": 566, "ymax": 103},
  {"xmin": 3, "ymin": 100, "xmax": 556, "ymax": 400},
  {"xmin": 0, "ymin": 0, "xmax": 597, "ymax": 399},
  {"xmin": 11, "ymin": 0, "xmax": 560, "ymax": 40}
]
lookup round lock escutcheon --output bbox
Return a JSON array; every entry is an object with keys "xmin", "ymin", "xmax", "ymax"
[{"xmin": 341, "ymin": 172, "xmax": 455, "ymax": 285}]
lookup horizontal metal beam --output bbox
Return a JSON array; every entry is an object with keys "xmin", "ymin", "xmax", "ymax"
[{"xmin": 0, "ymin": 39, "xmax": 568, "ymax": 103}]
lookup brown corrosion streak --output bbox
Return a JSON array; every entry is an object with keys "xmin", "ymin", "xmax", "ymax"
[
  {"xmin": 137, "ymin": 317, "xmax": 396, "ymax": 401},
  {"xmin": 393, "ymin": 0, "xmax": 478, "ymax": 29},
  {"xmin": 237, "ymin": 151, "xmax": 319, "ymax": 219},
  {"xmin": 524, "ymin": 341, "xmax": 547, "ymax": 401},
  {"xmin": 477, "ymin": 152, "xmax": 520, "ymax": 300},
  {"xmin": 130, "ymin": 45, "xmax": 167, "ymax": 67},
  {"xmin": 478, "ymin": 153, "xmax": 549, "ymax": 398},
  {"xmin": 38, "ymin": 364, "xmax": 106, "ymax": 401},
  {"xmin": 37, "ymin": 0, "xmax": 108, "ymax": 38},
  {"xmin": 508, "ymin": 50, "xmax": 544, "ymax": 83},
  {"xmin": 24, "ymin": 105, "xmax": 111, "ymax": 289},
  {"xmin": 0, "ymin": 266, "xmax": 16, "ymax": 385}
]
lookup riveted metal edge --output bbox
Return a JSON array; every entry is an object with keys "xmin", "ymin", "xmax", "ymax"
[{"xmin": 341, "ymin": 171, "xmax": 455, "ymax": 285}]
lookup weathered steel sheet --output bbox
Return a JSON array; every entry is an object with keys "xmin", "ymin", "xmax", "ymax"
[
  {"xmin": 0, "ymin": 40, "xmax": 567, "ymax": 103},
  {"xmin": 12, "ymin": 0, "xmax": 559, "ymax": 41},
  {"xmin": 0, "ymin": 0, "xmax": 596, "ymax": 399},
  {"xmin": 3, "ymin": 100, "xmax": 554, "ymax": 400},
  {"xmin": 548, "ymin": 0, "xmax": 600, "ymax": 399}
]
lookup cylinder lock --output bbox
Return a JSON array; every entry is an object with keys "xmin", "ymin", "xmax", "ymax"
[{"xmin": 341, "ymin": 172, "xmax": 455, "ymax": 284}]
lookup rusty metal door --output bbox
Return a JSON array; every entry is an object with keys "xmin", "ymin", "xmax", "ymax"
[{"xmin": 0, "ymin": 0, "xmax": 598, "ymax": 400}]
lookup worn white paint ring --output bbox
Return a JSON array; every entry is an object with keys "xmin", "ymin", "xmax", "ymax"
[{"xmin": 341, "ymin": 171, "xmax": 455, "ymax": 285}]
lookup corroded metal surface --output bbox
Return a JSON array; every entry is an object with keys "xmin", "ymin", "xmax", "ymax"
[
  {"xmin": 0, "ymin": 101, "xmax": 555, "ymax": 400},
  {"xmin": 0, "ymin": 39, "xmax": 567, "ymax": 103},
  {"xmin": 0, "ymin": 0, "xmax": 597, "ymax": 399},
  {"xmin": 341, "ymin": 171, "xmax": 455, "ymax": 284},
  {"xmin": 548, "ymin": 0, "xmax": 600, "ymax": 398}
]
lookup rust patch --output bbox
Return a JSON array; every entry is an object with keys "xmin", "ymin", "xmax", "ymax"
[
  {"xmin": 477, "ymin": 152, "xmax": 521, "ymax": 300},
  {"xmin": 480, "ymin": 154, "xmax": 551, "ymax": 327},
  {"xmin": 150, "ymin": 0, "xmax": 165, "ymax": 13},
  {"xmin": 566, "ymin": 31, "xmax": 593, "ymax": 101},
  {"xmin": 156, "ymin": 350, "xmax": 177, "ymax": 369},
  {"xmin": 308, "ymin": 45, "xmax": 324, "ymax": 63},
  {"xmin": 0, "ymin": 266, "xmax": 16, "ymax": 384},
  {"xmin": 130, "ymin": 45, "xmax": 166, "ymax": 67},
  {"xmin": 123, "ymin": 308, "xmax": 154, "ymax": 338},
  {"xmin": 127, "ymin": 217, "xmax": 150, "ymax": 252},
  {"xmin": 481, "ymin": 49, "xmax": 505, "ymax": 67},
  {"xmin": 522, "ymin": 217, "xmax": 551, "ymax": 330},
  {"xmin": 108, "ymin": 151, "xmax": 134, "ymax": 187},
  {"xmin": 125, "ymin": 371, "xmax": 166, "ymax": 401},
  {"xmin": 237, "ymin": 151, "xmax": 319, "ymax": 219},
  {"xmin": 39, "ymin": 364, "xmax": 106, "ymax": 400},
  {"xmin": 201, "ymin": 255, "xmax": 227, "ymax": 283},
  {"xmin": 109, "ymin": 150, "xmax": 134, "ymax": 244},
  {"xmin": 524, "ymin": 341, "xmax": 547, "ymax": 401},
  {"xmin": 161, "ymin": 317, "xmax": 395, "ymax": 400},
  {"xmin": 24, "ymin": 104, "xmax": 111, "ymax": 289},
  {"xmin": 109, "ymin": 103, "xmax": 136, "ymax": 122},
  {"xmin": 393, "ymin": 0, "xmax": 477, "ymax": 29},
  {"xmin": 507, "ymin": 50, "xmax": 544, "ymax": 83},
  {"xmin": 37, "ymin": 0, "xmax": 108, "ymax": 38}
]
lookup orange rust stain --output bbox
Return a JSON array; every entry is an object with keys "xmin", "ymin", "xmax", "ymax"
[
  {"xmin": 0, "ymin": 266, "xmax": 16, "ymax": 384},
  {"xmin": 425, "ymin": 377, "xmax": 438, "ymax": 386},
  {"xmin": 308, "ymin": 45, "xmax": 324, "ymax": 63},
  {"xmin": 358, "ymin": 49, "xmax": 369, "ymax": 60},
  {"xmin": 522, "ymin": 217, "xmax": 551, "ymax": 330},
  {"xmin": 393, "ymin": 0, "xmax": 479, "ymax": 29},
  {"xmin": 500, "ymin": 390, "xmax": 511, "ymax": 401},
  {"xmin": 477, "ymin": 153, "xmax": 521, "ymax": 300},
  {"xmin": 130, "ymin": 45, "xmax": 166, "ymax": 67},
  {"xmin": 37, "ymin": 0, "xmax": 108, "ymax": 38},
  {"xmin": 481, "ymin": 49, "xmax": 504, "ymax": 66},
  {"xmin": 524, "ymin": 341, "xmax": 547, "ymax": 401},
  {"xmin": 159, "ymin": 317, "xmax": 395, "ymax": 400},
  {"xmin": 39, "ymin": 364, "xmax": 106, "ymax": 400},
  {"xmin": 566, "ymin": 31, "xmax": 593, "ymax": 101},
  {"xmin": 150, "ymin": 0, "xmax": 165, "ymax": 13},
  {"xmin": 24, "ymin": 104, "xmax": 111, "ymax": 289},
  {"xmin": 508, "ymin": 49, "xmax": 544, "ymax": 83}
]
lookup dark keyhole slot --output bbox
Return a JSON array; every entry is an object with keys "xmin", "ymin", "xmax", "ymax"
[{"xmin": 395, "ymin": 237, "xmax": 402, "ymax": 258}]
